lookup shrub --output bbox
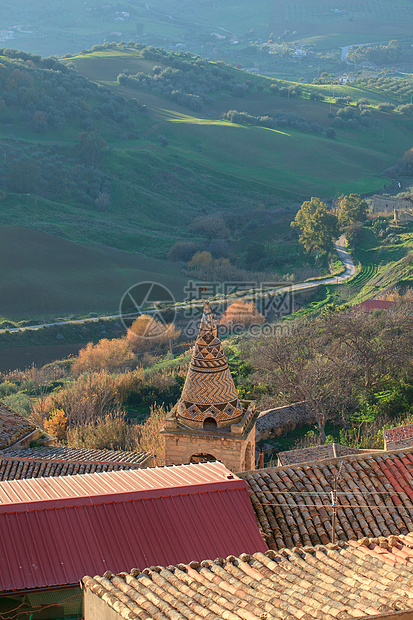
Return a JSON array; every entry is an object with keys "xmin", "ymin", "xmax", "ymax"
[
  {"xmin": 134, "ymin": 404, "xmax": 168, "ymax": 460},
  {"xmin": 220, "ymin": 301, "xmax": 265, "ymax": 329},
  {"xmin": 126, "ymin": 316, "xmax": 180, "ymax": 354},
  {"xmin": 66, "ymin": 413, "xmax": 135, "ymax": 451},
  {"xmin": 44, "ymin": 408, "xmax": 67, "ymax": 441},
  {"xmin": 72, "ymin": 338, "xmax": 135, "ymax": 375}
]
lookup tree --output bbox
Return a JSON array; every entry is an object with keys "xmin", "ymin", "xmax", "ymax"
[
  {"xmin": 188, "ymin": 215, "xmax": 230, "ymax": 240},
  {"xmin": 7, "ymin": 159, "xmax": 41, "ymax": 193},
  {"xmin": 133, "ymin": 404, "xmax": 168, "ymax": 463},
  {"xmin": 72, "ymin": 338, "xmax": 135, "ymax": 375},
  {"xmin": 77, "ymin": 130, "xmax": 106, "ymax": 167},
  {"xmin": 44, "ymin": 409, "xmax": 67, "ymax": 442},
  {"xmin": 126, "ymin": 315, "xmax": 180, "ymax": 354},
  {"xmin": 322, "ymin": 305, "xmax": 413, "ymax": 393},
  {"xmin": 253, "ymin": 319, "xmax": 352, "ymax": 443},
  {"xmin": 220, "ymin": 301, "xmax": 264, "ymax": 330},
  {"xmin": 245, "ymin": 241, "xmax": 266, "ymax": 267},
  {"xmin": 337, "ymin": 193, "xmax": 368, "ymax": 227},
  {"xmin": 291, "ymin": 197, "xmax": 339, "ymax": 255}
]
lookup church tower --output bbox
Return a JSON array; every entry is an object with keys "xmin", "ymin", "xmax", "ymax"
[{"xmin": 162, "ymin": 301, "xmax": 258, "ymax": 472}]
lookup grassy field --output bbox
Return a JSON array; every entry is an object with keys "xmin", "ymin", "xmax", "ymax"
[
  {"xmin": 0, "ymin": 226, "xmax": 188, "ymax": 319},
  {"xmin": 68, "ymin": 49, "xmax": 413, "ymax": 200},
  {"xmin": 4, "ymin": 0, "xmax": 413, "ymax": 71},
  {"xmin": 1, "ymin": 47, "xmax": 412, "ymax": 322}
]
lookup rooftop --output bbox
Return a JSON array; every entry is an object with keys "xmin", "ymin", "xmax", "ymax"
[
  {"xmin": 384, "ymin": 424, "xmax": 413, "ymax": 451},
  {"xmin": 0, "ymin": 401, "xmax": 37, "ymax": 449},
  {"xmin": 0, "ymin": 446, "xmax": 152, "ymax": 481},
  {"xmin": 277, "ymin": 443, "xmax": 370, "ymax": 466},
  {"xmin": 83, "ymin": 533, "xmax": 413, "ymax": 620},
  {"xmin": 350, "ymin": 299, "xmax": 397, "ymax": 313},
  {"xmin": 239, "ymin": 446, "xmax": 413, "ymax": 550},
  {"xmin": 0, "ymin": 462, "xmax": 267, "ymax": 592}
]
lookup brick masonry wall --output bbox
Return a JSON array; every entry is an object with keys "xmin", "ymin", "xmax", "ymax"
[{"xmin": 164, "ymin": 426, "xmax": 256, "ymax": 473}]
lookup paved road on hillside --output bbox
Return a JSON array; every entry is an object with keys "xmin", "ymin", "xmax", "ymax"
[{"xmin": 0, "ymin": 236, "xmax": 356, "ymax": 334}]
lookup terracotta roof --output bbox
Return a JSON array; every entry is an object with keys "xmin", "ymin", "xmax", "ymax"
[
  {"xmin": 0, "ymin": 401, "xmax": 37, "ymax": 449},
  {"xmin": 351, "ymin": 300, "xmax": 396, "ymax": 313},
  {"xmin": 0, "ymin": 462, "xmax": 267, "ymax": 592},
  {"xmin": 239, "ymin": 447, "xmax": 413, "ymax": 550},
  {"xmin": 0, "ymin": 446, "xmax": 152, "ymax": 480},
  {"xmin": 83, "ymin": 533, "xmax": 413, "ymax": 620},
  {"xmin": 177, "ymin": 300, "xmax": 243, "ymax": 427},
  {"xmin": 277, "ymin": 443, "xmax": 369, "ymax": 466},
  {"xmin": 384, "ymin": 424, "xmax": 413, "ymax": 451}
]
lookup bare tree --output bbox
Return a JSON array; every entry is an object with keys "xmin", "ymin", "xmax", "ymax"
[
  {"xmin": 252, "ymin": 320, "xmax": 354, "ymax": 443},
  {"xmin": 322, "ymin": 303, "xmax": 413, "ymax": 393}
]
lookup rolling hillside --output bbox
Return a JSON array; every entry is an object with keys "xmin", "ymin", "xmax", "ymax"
[{"xmin": 0, "ymin": 45, "xmax": 412, "ymax": 319}]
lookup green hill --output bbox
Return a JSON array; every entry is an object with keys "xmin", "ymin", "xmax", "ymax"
[{"xmin": 0, "ymin": 45, "xmax": 412, "ymax": 319}]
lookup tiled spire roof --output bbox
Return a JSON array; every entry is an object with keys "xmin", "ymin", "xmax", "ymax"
[{"xmin": 177, "ymin": 301, "xmax": 243, "ymax": 426}]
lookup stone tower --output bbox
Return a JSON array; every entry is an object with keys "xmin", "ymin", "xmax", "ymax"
[{"xmin": 162, "ymin": 301, "xmax": 258, "ymax": 472}]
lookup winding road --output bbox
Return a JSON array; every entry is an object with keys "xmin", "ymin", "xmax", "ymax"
[{"xmin": 0, "ymin": 236, "xmax": 356, "ymax": 335}]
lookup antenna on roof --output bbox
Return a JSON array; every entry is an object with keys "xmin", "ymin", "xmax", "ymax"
[{"xmin": 331, "ymin": 462, "xmax": 343, "ymax": 544}]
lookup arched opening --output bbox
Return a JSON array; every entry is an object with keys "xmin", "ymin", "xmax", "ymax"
[
  {"xmin": 243, "ymin": 442, "xmax": 253, "ymax": 472},
  {"xmin": 189, "ymin": 453, "xmax": 217, "ymax": 464},
  {"xmin": 203, "ymin": 417, "xmax": 217, "ymax": 430}
]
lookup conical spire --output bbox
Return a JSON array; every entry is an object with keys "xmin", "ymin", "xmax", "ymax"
[{"xmin": 177, "ymin": 301, "xmax": 243, "ymax": 427}]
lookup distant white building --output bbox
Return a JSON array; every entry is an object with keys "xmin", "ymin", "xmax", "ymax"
[{"xmin": 0, "ymin": 30, "xmax": 14, "ymax": 41}]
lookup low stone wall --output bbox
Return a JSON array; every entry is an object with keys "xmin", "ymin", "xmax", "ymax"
[{"xmin": 256, "ymin": 402, "xmax": 314, "ymax": 441}]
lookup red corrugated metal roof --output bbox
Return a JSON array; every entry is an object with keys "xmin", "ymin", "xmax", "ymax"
[{"xmin": 0, "ymin": 462, "xmax": 267, "ymax": 592}]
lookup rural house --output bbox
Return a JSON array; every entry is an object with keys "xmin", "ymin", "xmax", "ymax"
[
  {"xmin": 240, "ymin": 446, "xmax": 413, "ymax": 549},
  {"xmin": 0, "ymin": 401, "xmax": 52, "ymax": 449},
  {"xmin": 384, "ymin": 424, "xmax": 413, "ymax": 451}
]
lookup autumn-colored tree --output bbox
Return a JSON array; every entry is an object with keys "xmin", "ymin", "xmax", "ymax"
[
  {"xmin": 66, "ymin": 413, "xmax": 135, "ymax": 451},
  {"xmin": 72, "ymin": 338, "xmax": 135, "ymax": 375},
  {"xmin": 188, "ymin": 251, "xmax": 213, "ymax": 268},
  {"xmin": 126, "ymin": 315, "xmax": 180, "ymax": 354},
  {"xmin": 133, "ymin": 404, "xmax": 168, "ymax": 463},
  {"xmin": 220, "ymin": 301, "xmax": 265, "ymax": 329},
  {"xmin": 292, "ymin": 197, "xmax": 339, "ymax": 255},
  {"xmin": 43, "ymin": 408, "xmax": 67, "ymax": 442},
  {"xmin": 34, "ymin": 370, "xmax": 118, "ymax": 427}
]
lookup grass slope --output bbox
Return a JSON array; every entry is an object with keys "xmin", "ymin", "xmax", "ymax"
[
  {"xmin": 348, "ymin": 226, "xmax": 413, "ymax": 301},
  {"xmin": 0, "ymin": 47, "xmax": 412, "ymax": 321},
  {"xmin": 0, "ymin": 226, "xmax": 187, "ymax": 319},
  {"xmin": 69, "ymin": 49, "xmax": 412, "ymax": 197}
]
